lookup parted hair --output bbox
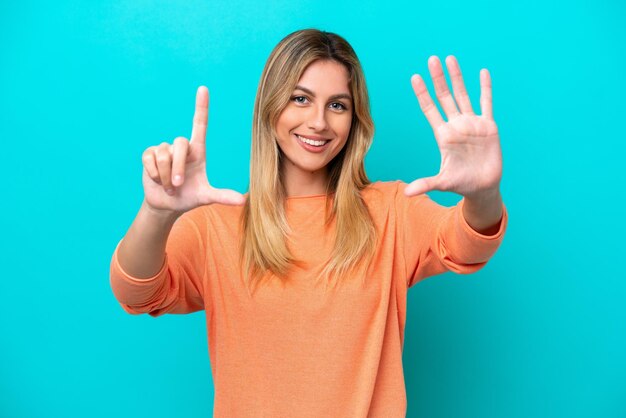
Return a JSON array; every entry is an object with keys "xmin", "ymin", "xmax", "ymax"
[{"xmin": 240, "ymin": 28, "xmax": 376, "ymax": 294}]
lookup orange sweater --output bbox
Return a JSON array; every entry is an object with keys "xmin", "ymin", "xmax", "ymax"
[{"xmin": 110, "ymin": 180, "xmax": 508, "ymax": 417}]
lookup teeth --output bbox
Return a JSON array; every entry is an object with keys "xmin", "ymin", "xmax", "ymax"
[{"xmin": 297, "ymin": 135, "xmax": 329, "ymax": 147}]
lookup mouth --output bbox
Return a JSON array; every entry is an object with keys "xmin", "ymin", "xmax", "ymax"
[{"xmin": 294, "ymin": 134, "xmax": 331, "ymax": 147}]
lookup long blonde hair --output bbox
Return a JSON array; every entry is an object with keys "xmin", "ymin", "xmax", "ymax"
[{"xmin": 240, "ymin": 29, "xmax": 376, "ymax": 294}]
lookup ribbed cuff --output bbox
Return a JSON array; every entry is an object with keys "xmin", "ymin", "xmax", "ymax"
[{"xmin": 457, "ymin": 198, "xmax": 508, "ymax": 241}]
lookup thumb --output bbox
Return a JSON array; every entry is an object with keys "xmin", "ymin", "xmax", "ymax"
[
  {"xmin": 404, "ymin": 175, "xmax": 440, "ymax": 197},
  {"xmin": 200, "ymin": 186, "xmax": 247, "ymax": 206}
]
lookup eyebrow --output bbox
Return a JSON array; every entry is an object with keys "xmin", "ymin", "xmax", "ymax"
[{"xmin": 294, "ymin": 85, "xmax": 352, "ymax": 102}]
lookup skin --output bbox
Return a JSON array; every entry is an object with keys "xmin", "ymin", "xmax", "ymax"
[
  {"xmin": 141, "ymin": 86, "xmax": 246, "ymax": 216},
  {"xmin": 406, "ymin": 55, "xmax": 504, "ymax": 235},
  {"xmin": 275, "ymin": 59, "xmax": 354, "ymax": 197},
  {"xmin": 116, "ymin": 87, "xmax": 245, "ymax": 279}
]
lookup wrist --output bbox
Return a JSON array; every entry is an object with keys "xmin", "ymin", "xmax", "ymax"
[
  {"xmin": 140, "ymin": 200, "xmax": 182, "ymax": 225},
  {"xmin": 464, "ymin": 186, "xmax": 501, "ymax": 203},
  {"xmin": 462, "ymin": 188, "xmax": 503, "ymax": 235}
]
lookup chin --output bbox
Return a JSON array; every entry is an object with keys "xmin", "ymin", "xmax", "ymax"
[{"xmin": 293, "ymin": 160, "xmax": 329, "ymax": 173}]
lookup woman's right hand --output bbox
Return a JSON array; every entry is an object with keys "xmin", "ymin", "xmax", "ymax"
[{"xmin": 141, "ymin": 86, "xmax": 246, "ymax": 216}]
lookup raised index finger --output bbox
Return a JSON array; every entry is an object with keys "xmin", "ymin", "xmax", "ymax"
[{"xmin": 191, "ymin": 86, "xmax": 209, "ymax": 146}]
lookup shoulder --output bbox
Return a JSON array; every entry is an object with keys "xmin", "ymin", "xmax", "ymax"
[
  {"xmin": 361, "ymin": 180, "xmax": 407, "ymax": 204},
  {"xmin": 177, "ymin": 200, "xmax": 245, "ymax": 232},
  {"xmin": 363, "ymin": 180, "xmax": 403, "ymax": 195},
  {"xmin": 361, "ymin": 180, "xmax": 432, "ymax": 212},
  {"xmin": 359, "ymin": 180, "xmax": 402, "ymax": 216}
]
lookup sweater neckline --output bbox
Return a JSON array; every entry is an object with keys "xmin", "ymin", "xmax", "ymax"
[{"xmin": 285, "ymin": 192, "xmax": 335, "ymax": 200}]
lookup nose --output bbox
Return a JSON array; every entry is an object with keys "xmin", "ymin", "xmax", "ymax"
[{"xmin": 306, "ymin": 105, "xmax": 329, "ymax": 131}]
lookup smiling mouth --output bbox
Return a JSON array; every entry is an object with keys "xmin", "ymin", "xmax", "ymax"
[{"xmin": 295, "ymin": 134, "xmax": 331, "ymax": 147}]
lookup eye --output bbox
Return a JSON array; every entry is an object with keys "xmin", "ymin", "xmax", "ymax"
[
  {"xmin": 330, "ymin": 102, "xmax": 347, "ymax": 111},
  {"xmin": 291, "ymin": 95, "xmax": 309, "ymax": 104}
]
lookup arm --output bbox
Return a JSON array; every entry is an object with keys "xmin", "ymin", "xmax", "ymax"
[
  {"xmin": 109, "ymin": 203, "xmax": 207, "ymax": 316},
  {"xmin": 110, "ymin": 86, "xmax": 245, "ymax": 316},
  {"xmin": 462, "ymin": 188, "xmax": 504, "ymax": 236},
  {"xmin": 405, "ymin": 56, "xmax": 505, "ymax": 236},
  {"xmin": 401, "ymin": 56, "xmax": 507, "ymax": 288},
  {"xmin": 399, "ymin": 183, "xmax": 508, "ymax": 288},
  {"xmin": 117, "ymin": 201, "xmax": 180, "ymax": 279}
]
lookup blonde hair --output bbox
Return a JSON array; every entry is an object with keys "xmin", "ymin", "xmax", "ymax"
[{"xmin": 240, "ymin": 29, "xmax": 376, "ymax": 294}]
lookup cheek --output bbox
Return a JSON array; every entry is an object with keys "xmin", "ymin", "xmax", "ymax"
[
  {"xmin": 336, "ymin": 115, "xmax": 353, "ymax": 139},
  {"xmin": 276, "ymin": 108, "xmax": 299, "ymax": 134}
]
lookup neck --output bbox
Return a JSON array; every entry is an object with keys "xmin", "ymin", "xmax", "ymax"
[{"xmin": 282, "ymin": 161, "xmax": 329, "ymax": 197}]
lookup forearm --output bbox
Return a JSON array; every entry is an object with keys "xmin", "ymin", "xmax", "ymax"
[
  {"xmin": 462, "ymin": 188, "xmax": 504, "ymax": 236},
  {"xmin": 117, "ymin": 201, "xmax": 181, "ymax": 279}
]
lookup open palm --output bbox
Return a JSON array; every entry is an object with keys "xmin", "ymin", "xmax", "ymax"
[{"xmin": 404, "ymin": 55, "xmax": 502, "ymax": 199}]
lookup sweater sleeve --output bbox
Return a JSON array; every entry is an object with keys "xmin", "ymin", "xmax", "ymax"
[
  {"xmin": 394, "ymin": 181, "xmax": 508, "ymax": 288},
  {"xmin": 109, "ymin": 208, "xmax": 208, "ymax": 317}
]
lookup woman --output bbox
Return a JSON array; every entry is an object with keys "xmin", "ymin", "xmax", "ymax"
[{"xmin": 110, "ymin": 29, "xmax": 507, "ymax": 417}]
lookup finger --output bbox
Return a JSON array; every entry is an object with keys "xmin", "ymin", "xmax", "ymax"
[
  {"xmin": 155, "ymin": 142, "xmax": 175, "ymax": 194},
  {"xmin": 142, "ymin": 147, "xmax": 161, "ymax": 185},
  {"xmin": 428, "ymin": 56, "xmax": 460, "ymax": 119},
  {"xmin": 480, "ymin": 69, "xmax": 493, "ymax": 120},
  {"xmin": 445, "ymin": 55, "xmax": 475, "ymax": 115},
  {"xmin": 190, "ymin": 86, "xmax": 209, "ymax": 148},
  {"xmin": 404, "ymin": 175, "xmax": 441, "ymax": 197},
  {"xmin": 171, "ymin": 137, "xmax": 189, "ymax": 186},
  {"xmin": 201, "ymin": 187, "xmax": 247, "ymax": 206},
  {"xmin": 411, "ymin": 74, "xmax": 445, "ymax": 131}
]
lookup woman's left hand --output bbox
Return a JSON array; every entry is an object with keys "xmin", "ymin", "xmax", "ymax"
[{"xmin": 404, "ymin": 55, "xmax": 502, "ymax": 199}]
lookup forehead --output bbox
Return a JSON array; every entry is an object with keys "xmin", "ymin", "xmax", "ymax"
[{"xmin": 296, "ymin": 60, "xmax": 350, "ymax": 95}]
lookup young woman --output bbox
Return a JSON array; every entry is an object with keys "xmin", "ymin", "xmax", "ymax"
[{"xmin": 110, "ymin": 29, "xmax": 507, "ymax": 417}]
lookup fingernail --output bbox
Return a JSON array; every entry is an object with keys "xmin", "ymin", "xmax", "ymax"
[{"xmin": 173, "ymin": 175, "xmax": 182, "ymax": 185}]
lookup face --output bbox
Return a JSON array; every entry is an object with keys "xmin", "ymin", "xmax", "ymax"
[{"xmin": 275, "ymin": 59, "xmax": 353, "ymax": 184}]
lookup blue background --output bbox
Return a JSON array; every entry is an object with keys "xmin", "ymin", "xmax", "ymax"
[{"xmin": 1, "ymin": 0, "xmax": 624, "ymax": 417}]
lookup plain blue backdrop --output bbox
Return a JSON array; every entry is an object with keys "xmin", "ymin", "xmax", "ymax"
[{"xmin": 1, "ymin": 0, "xmax": 625, "ymax": 417}]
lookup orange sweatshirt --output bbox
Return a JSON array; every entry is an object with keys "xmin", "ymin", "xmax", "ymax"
[{"xmin": 110, "ymin": 180, "xmax": 508, "ymax": 417}]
